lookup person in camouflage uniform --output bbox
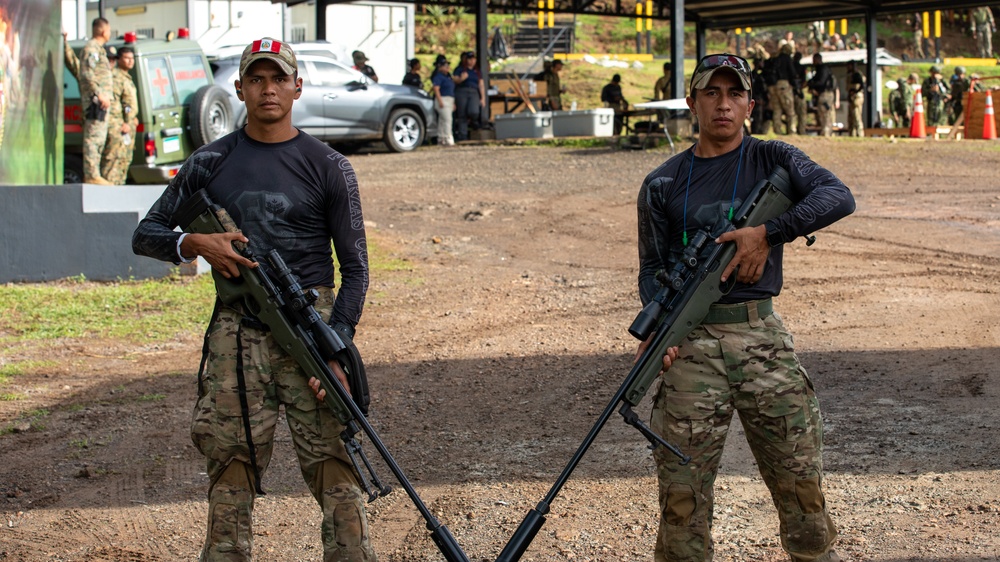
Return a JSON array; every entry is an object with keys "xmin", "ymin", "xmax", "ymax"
[
  {"xmin": 971, "ymin": 7, "xmax": 996, "ymax": 59},
  {"xmin": 79, "ymin": 17, "xmax": 114, "ymax": 185},
  {"xmin": 101, "ymin": 46, "xmax": 138, "ymax": 185},
  {"xmin": 922, "ymin": 65, "xmax": 950, "ymax": 127},
  {"xmin": 889, "ymin": 74, "xmax": 916, "ymax": 128},
  {"xmin": 637, "ymin": 53, "xmax": 855, "ymax": 562},
  {"xmin": 132, "ymin": 38, "xmax": 376, "ymax": 562},
  {"xmin": 910, "ymin": 13, "xmax": 926, "ymax": 59},
  {"xmin": 543, "ymin": 59, "xmax": 564, "ymax": 111},
  {"xmin": 62, "ymin": 31, "xmax": 80, "ymax": 79},
  {"xmin": 949, "ymin": 66, "xmax": 970, "ymax": 125}
]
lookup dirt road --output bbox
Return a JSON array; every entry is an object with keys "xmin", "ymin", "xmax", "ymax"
[{"xmin": 2, "ymin": 137, "xmax": 999, "ymax": 561}]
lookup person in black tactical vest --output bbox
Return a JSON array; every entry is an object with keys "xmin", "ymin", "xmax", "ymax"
[{"xmin": 807, "ymin": 53, "xmax": 839, "ymax": 136}]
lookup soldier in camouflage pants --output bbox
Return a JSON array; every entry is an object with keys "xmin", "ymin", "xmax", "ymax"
[
  {"xmin": 132, "ymin": 38, "xmax": 375, "ymax": 562},
  {"xmin": 79, "ymin": 17, "xmax": 113, "ymax": 184},
  {"xmin": 101, "ymin": 47, "xmax": 138, "ymax": 185},
  {"xmin": 649, "ymin": 307, "xmax": 838, "ymax": 562},
  {"xmin": 637, "ymin": 53, "xmax": 854, "ymax": 562},
  {"xmin": 194, "ymin": 289, "xmax": 374, "ymax": 562}
]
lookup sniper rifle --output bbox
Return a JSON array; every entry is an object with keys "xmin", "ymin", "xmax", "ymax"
[
  {"xmin": 173, "ymin": 190, "xmax": 469, "ymax": 562},
  {"xmin": 497, "ymin": 165, "xmax": 810, "ymax": 562}
]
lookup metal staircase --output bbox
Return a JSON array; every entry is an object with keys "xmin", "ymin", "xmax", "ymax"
[{"xmin": 508, "ymin": 19, "xmax": 574, "ymax": 56}]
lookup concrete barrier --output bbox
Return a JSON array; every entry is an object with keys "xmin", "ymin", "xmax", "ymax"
[{"xmin": 0, "ymin": 184, "xmax": 187, "ymax": 282}]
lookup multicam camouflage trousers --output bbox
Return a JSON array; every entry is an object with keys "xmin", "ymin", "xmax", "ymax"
[
  {"xmin": 82, "ymin": 116, "xmax": 108, "ymax": 181},
  {"xmin": 794, "ymin": 94, "xmax": 807, "ymax": 135},
  {"xmin": 847, "ymin": 92, "xmax": 865, "ymax": 137},
  {"xmin": 816, "ymin": 92, "xmax": 836, "ymax": 137},
  {"xmin": 192, "ymin": 288, "xmax": 376, "ymax": 562},
  {"xmin": 774, "ymin": 80, "xmax": 798, "ymax": 135},
  {"xmin": 649, "ymin": 302, "xmax": 839, "ymax": 562},
  {"xmin": 101, "ymin": 120, "xmax": 133, "ymax": 185}
]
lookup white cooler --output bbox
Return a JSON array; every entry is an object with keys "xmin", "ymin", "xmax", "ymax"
[
  {"xmin": 493, "ymin": 111, "xmax": 554, "ymax": 139},
  {"xmin": 551, "ymin": 108, "xmax": 615, "ymax": 137}
]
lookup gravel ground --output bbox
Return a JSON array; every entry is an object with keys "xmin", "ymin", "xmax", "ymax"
[{"xmin": 2, "ymin": 136, "xmax": 999, "ymax": 562}]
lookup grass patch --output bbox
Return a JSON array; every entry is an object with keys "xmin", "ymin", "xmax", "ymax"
[
  {"xmin": 0, "ymin": 273, "xmax": 215, "ymax": 343},
  {"xmin": 0, "ymin": 393, "xmax": 26, "ymax": 401},
  {"xmin": 138, "ymin": 393, "xmax": 166, "ymax": 402},
  {"xmin": 1, "ymin": 408, "xmax": 50, "ymax": 435},
  {"xmin": 367, "ymin": 235, "xmax": 414, "ymax": 274},
  {"xmin": 2, "ymin": 238, "xmax": 414, "ymax": 345},
  {"xmin": 0, "ymin": 360, "xmax": 58, "ymax": 385}
]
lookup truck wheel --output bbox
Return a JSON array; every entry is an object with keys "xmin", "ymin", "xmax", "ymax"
[
  {"xmin": 384, "ymin": 108, "xmax": 424, "ymax": 152},
  {"xmin": 190, "ymin": 85, "xmax": 234, "ymax": 147},
  {"xmin": 64, "ymin": 154, "xmax": 84, "ymax": 184}
]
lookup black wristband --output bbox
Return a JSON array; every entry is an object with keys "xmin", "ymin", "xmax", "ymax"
[
  {"xmin": 765, "ymin": 223, "xmax": 784, "ymax": 248},
  {"xmin": 331, "ymin": 321, "xmax": 355, "ymax": 341}
]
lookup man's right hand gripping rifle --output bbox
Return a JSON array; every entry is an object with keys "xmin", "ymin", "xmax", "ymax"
[
  {"xmin": 174, "ymin": 188, "xmax": 381, "ymax": 495},
  {"xmin": 178, "ymin": 225, "xmax": 353, "ymax": 399}
]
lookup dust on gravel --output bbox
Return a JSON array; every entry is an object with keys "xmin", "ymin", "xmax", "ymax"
[{"xmin": 2, "ymin": 137, "xmax": 999, "ymax": 562}]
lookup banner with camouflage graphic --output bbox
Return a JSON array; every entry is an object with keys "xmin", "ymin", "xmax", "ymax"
[{"xmin": 0, "ymin": 0, "xmax": 62, "ymax": 185}]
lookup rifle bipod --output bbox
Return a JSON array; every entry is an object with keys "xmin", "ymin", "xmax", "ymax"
[
  {"xmin": 619, "ymin": 404, "xmax": 691, "ymax": 462},
  {"xmin": 341, "ymin": 420, "xmax": 392, "ymax": 502}
]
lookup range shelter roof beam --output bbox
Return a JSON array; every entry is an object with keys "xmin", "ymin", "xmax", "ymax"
[
  {"xmin": 670, "ymin": 0, "xmax": 684, "ymax": 102},
  {"xmin": 865, "ymin": 8, "xmax": 878, "ymax": 128}
]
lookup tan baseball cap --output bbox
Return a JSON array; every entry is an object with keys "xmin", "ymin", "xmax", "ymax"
[
  {"xmin": 239, "ymin": 38, "xmax": 297, "ymax": 77},
  {"xmin": 690, "ymin": 53, "xmax": 752, "ymax": 94}
]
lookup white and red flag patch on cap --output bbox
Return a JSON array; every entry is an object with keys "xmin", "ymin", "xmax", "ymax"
[{"xmin": 252, "ymin": 39, "xmax": 282, "ymax": 54}]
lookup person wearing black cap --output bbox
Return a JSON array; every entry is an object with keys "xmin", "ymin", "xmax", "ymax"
[
  {"xmin": 452, "ymin": 50, "xmax": 485, "ymax": 141},
  {"xmin": 636, "ymin": 53, "xmax": 854, "ymax": 562},
  {"xmin": 133, "ymin": 37, "xmax": 376, "ymax": 562},
  {"xmin": 807, "ymin": 53, "xmax": 839, "ymax": 137}
]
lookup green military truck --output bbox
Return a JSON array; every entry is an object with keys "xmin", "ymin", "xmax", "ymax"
[{"xmin": 64, "ymin": 31, "xmax": 233, "ymax": 184}]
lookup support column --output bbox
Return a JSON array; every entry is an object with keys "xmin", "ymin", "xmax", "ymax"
[
  {"xmin": 866, "ymin": 10, "xmax": 878, "ymax": 127},
  {"xmin": 670, "ymin": 0, "xmax": 684, "ymax": 99},
  {"xmin": 476, "ymin": 0, "xmax": 490, "ymax": 121},
  {"xmin": 696, "ymin": 21, "xmax": 706, "ymax": 62},
  {"xmin": 316, "ymin": 0, "xmax": 330, "ymax": 41}
]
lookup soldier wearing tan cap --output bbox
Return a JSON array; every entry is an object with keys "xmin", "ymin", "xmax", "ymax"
[{"xmin": 133, "ymin": 37, "xmax": 376, "ymax": 561}]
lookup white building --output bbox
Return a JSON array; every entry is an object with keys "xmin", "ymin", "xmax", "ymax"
[{"xmin": 62, "ymin": 0, "xmax": 414, "ymax": 84}]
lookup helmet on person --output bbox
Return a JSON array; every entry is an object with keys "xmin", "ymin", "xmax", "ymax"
[
  {"xmin": 930, "ymin": 65, "xmax": 941, "ymax": 74},
  {"xmin": 955, "ymin": 66, "xmax": 966, "ymax": 75}
]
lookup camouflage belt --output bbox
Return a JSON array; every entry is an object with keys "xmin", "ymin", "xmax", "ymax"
[{"xmin": 703, "ymin": 298, "xmax": 773, "ymax": 324}]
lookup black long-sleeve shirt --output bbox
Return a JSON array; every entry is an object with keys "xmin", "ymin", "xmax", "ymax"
[
  {"xmin": 132, "ymin": 128, "xmax": 369, "ymax": 328},
  {"xmin": 637, "ymin": 137, "xmax": 855, "ymax": 305}
]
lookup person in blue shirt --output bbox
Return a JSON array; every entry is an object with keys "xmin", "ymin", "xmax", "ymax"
[
  {"xmin": 432, "ymin": 58, "xmax": 458, "ymax": 146},
  {"xmin": 452, "ymin": 50, "xmax": 485, "ymax": 141}
]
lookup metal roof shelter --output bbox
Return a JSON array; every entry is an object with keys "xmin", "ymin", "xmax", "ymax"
[{"xmin": 286, "ymin": 0, "xmax": 993, "ymax": 126}]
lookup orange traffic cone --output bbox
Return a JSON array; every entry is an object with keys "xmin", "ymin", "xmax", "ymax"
[
  {"xmin": 982, "ymin": 91, "xmax": 997, "ymax": 140},
  {"xmin": 910, "ymin": 91, "xmax": 926, "ymax": 138}
]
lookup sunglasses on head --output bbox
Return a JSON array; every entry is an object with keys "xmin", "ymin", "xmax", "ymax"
[{"xmin": 695, "ymin": 54, "xmax": 751, "ymax": 75}]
